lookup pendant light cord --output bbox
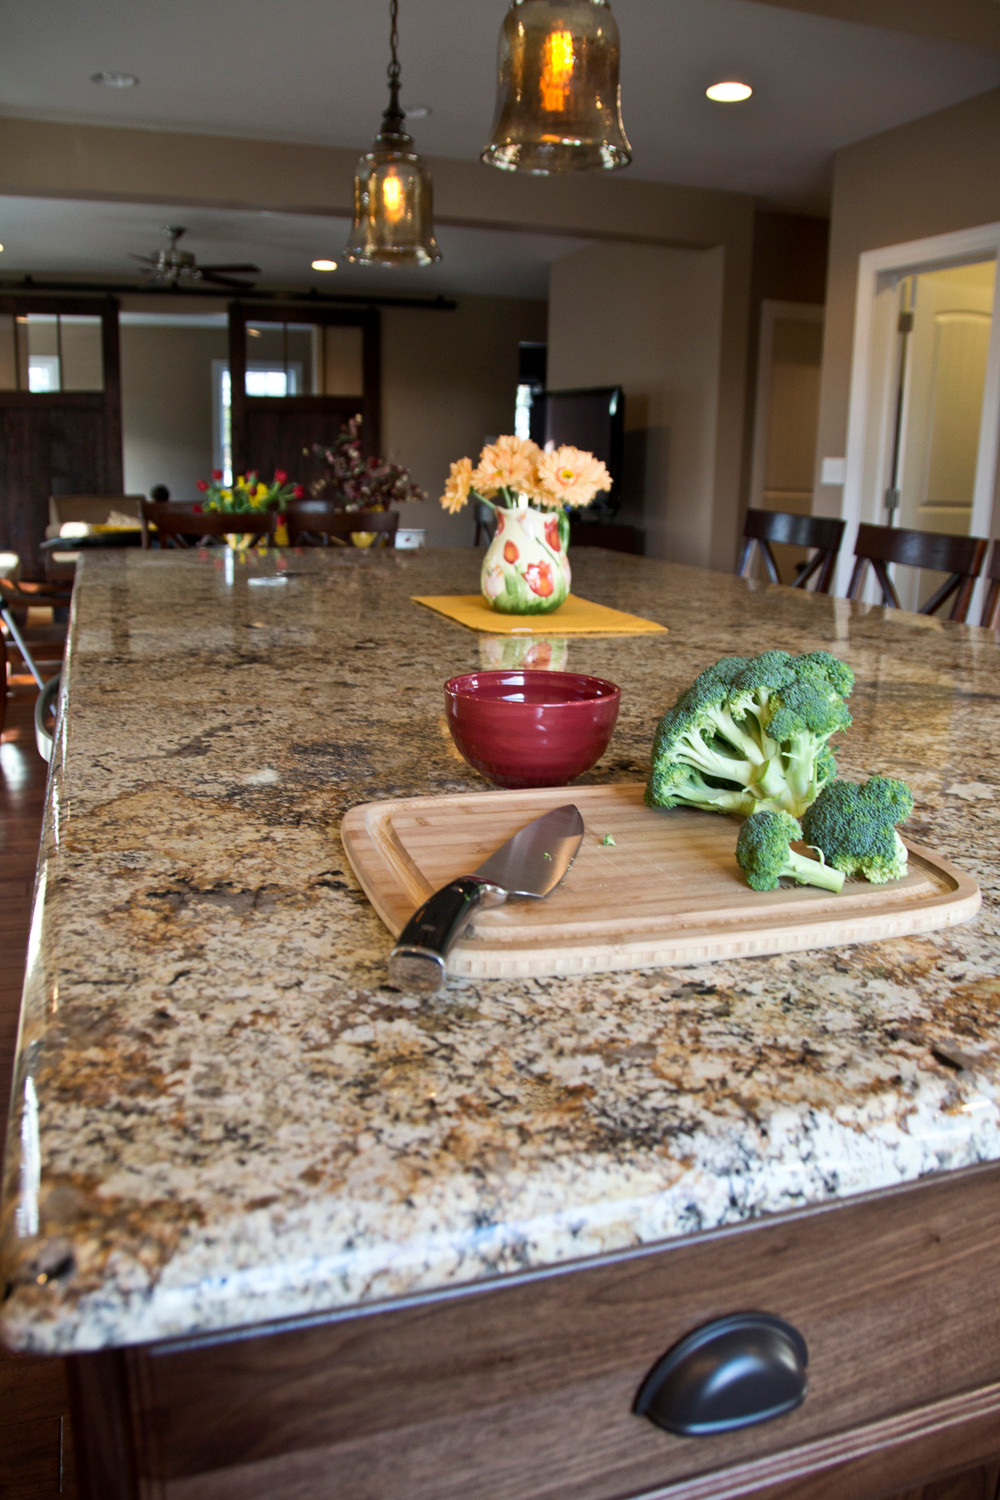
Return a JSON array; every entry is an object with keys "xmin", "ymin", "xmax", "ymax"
[
  {"xmin": 388, "ymin": 0, "xmax": 400, "ymax": 95},
  {"xmin": 383, "ymin": 0, "xmax": 405, "ymax": 133}
]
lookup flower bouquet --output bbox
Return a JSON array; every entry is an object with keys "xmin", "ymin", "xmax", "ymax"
[
  {"xmin": 305, "ymin": 417, "xmax": 426, "ymax": 512},
  {"xmin": 440, "ymin": 435, "xmax": 612, "ymax": 614},
  {"xmin": 195, "ymin": 470, "xmax": 304, "ymax": 514},
  {"xmin": 195, "ymin": 469, "xmax": 304, "ymax": 551}
]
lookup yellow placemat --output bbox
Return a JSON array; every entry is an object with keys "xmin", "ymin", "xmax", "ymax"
[{"xmin": 412, "ymin": 593, "xmax": 668, "ymax": 636}]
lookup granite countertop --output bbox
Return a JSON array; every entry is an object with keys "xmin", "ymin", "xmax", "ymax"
[{"xmin": 2, "ymin": 545, "xmax": 999, "ymax": 1354}]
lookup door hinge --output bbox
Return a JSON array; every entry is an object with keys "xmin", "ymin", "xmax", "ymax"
[
  {"xmin": 884, "ymin": 487, "xmax": 901, "ymax": 514},
  {"xmin": 898, "ymin": 310, "xmax": 914, "ymax": 334}
]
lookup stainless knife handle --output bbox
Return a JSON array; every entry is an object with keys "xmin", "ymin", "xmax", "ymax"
[{"xmin": 388, "ymin": 876, "xmax": 507, "ymax": 993}]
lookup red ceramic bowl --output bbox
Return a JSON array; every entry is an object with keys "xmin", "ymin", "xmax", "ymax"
[{"xmin": 444, "ymin": 669, "xmax": 621, "ymax": 789}]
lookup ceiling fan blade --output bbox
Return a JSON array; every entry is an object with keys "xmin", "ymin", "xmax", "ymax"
[
  {"xmin": 199, "ymin": 272, "xmax": 259, "ymax": 288},
  {"xmin": 197, "ymin": 263, "xmax": 262, "ymax": 275},
  {"xmin": 128, "ymin": 252, "xmax": 159, "ymax": 266}
]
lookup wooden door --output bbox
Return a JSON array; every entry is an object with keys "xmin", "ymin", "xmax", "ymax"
[
  {"xmin": 886, "ymin": 260, "xmax": 994, "ymax": 610},
  {"xmin": 227, "ymin": 303, "xmax": 380, "ymax": 493},
  {"xmin": 0, "ymin": 295, "xmax": 122, "ymax": 578}
]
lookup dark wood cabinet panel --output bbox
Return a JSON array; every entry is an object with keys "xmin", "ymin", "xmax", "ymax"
[
  {"xmin": 67, "ymin": 1160, "xmax": 1000, "ymax": 1500},
  {"xmin": 0, "ymin": 295, "xmax": 122, "ymax": 578}
]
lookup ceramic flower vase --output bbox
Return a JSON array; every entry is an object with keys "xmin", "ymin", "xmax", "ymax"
[{"xmin": 480, "ymin": 503, "xmax": 571, "ymax": 614}]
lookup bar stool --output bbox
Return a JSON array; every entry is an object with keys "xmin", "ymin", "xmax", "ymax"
[
  {"xmin": 846, "ymin": 524, "xmax": 987, "ymax": 622},
  {"xmin": 979, "ymin": 539, "xmax": 1000, "ymax": 629},
  {"xmin": 737, "ymin": 509, "xmax": 846, "ymax": 593}
]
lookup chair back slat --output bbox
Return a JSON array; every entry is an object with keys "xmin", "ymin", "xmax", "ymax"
[
  {"xmin": 848, "ymin": 524, "xmax": 987, "ymax": 622},
  {"xmin": 140, "ymin": 499, "xmax": 277, "ymax": 549},
  {"xmin": 980, "ymin": 539, "xmax": 1000, "ymax": 629},
  {"xmin": 286, "ymin": 501, "xmax": 399, "ymax": 548},
  {"xmin": 738, "ymin": 509, "xmax": 845, "ymax": 593}
]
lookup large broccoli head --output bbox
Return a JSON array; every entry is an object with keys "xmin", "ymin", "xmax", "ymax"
[
  {"xmin": 800, "ymin": 775, "xmax": 914, "ymax": 883},
  {"xmin": 645, "ymin": 650, "xmax": 854, "ymax": 820}
]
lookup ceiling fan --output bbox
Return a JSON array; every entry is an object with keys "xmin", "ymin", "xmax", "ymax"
[{"xmin": 129, "ymin": 225, "xmax": 262, "ymax": 289}]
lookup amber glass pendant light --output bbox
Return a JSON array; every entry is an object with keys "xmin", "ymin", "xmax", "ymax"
[
  {"xmin": 344, "ymin": 0, "xmax": 441, "ymax": 266},
  {"xmin": 481, "ymin": 0, "xmax": 631, "ymax": 174}
]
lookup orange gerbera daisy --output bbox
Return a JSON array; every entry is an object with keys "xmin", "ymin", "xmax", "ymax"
[
  {"xmin": 537, "ymin": 446, "xmax": 612, "ymax": 509},
  {"xmin": 471, "ymin": 434, "xmax": 540, "ymax": 499},
  {"xmin": 440, "ymin": 456, "xmax": 473, "ymax": 513}
]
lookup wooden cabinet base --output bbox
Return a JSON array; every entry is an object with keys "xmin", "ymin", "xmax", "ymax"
[{"xmin": 68, "ymin": 1162, "xmax": 1000, "ymax": 1500}]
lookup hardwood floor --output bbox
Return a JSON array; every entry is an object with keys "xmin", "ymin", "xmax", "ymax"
[{"xmin": 1, "ymin": 664, "xmax": 78, "ymax": 1498}]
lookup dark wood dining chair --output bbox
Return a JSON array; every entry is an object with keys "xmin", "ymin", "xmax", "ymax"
[
  {"xmin": 979, "ymin": 539, "xmax": 1000, "ymax": 629},
  {"xmin": 737, "ymin": 509, "xmax": 845, "ymax": 592},
  {"xmin": 285, "ymin": 500, "xmax": 399, "ymax": 548},
  {"xmin": 140, "ymin": 499, "xmax": 277, "ymax": 549},
  {"xmin": 846, "ymin": 523, "xmax": 988, "ymax": 622}
]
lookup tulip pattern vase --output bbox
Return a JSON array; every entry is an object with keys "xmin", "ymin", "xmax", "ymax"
[{"xmin": 481, "ymin": 504, "xmax": 571, "ymax": 614}]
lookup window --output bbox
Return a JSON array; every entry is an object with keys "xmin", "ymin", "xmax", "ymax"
[
  {"xmin": 212, "ymin": 360, "xmax": 302, "ymax": 483},
  {"xmin": 0, "ymin": 312, "xmax": 104, "ymax": 392},
  {"xmin": 28, "ymin": 355, "xmax": 60, "ymax": 392}
]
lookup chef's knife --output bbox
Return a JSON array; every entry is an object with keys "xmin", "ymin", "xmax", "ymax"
[{"xmin": 388, "ymin": 802, "xmax": 585, "ymax": 994}]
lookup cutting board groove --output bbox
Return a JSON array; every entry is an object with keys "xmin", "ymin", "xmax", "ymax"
[{"xmin": 340, "ymin": 783, "xmax": 980, "ymax": 979}]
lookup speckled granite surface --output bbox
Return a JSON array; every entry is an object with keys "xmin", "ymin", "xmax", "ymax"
[{"xmin": 2, "ymin": 545, "xmax": 999, "ymax": 1354}]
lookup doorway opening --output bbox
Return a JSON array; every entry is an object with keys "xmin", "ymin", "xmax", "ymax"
[{"xmin": 840, "ymin": 222, "xmax": 1000, "ymax": 606}]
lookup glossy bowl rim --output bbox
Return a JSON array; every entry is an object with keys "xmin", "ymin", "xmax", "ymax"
[{"xmin": 444, "ymin": 668, "xmax": 621, "ymax": 706}]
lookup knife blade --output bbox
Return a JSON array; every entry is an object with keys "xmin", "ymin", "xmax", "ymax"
[{"xmin": 387, "ymin": 803, "xmax": 585, "ymax": 993}]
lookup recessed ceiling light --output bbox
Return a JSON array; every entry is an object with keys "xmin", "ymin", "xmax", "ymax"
[
  {"xmin": 311, "ymin": 259, "xmax": 338, "ymax": 272},
  {"xmin": 0, "ymin": 244, "xmax": 4, "ymax": 253},
  {"xmin": 403, "ymin": 104, "xmax": 431, "ymax": 120},
  {"xmin": 706, "ymin": 81, "xmax": 752, "ymax": 103},
  {"xmin": 90, "ymin": 70, "xmax": 139, "ymax": 88},
  {"xmin": 247, "ymin": 327, "xmax": 263, "ymax": 338}
]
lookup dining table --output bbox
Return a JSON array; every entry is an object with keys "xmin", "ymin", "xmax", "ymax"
[{"xmin": 2, "ymin": 542, "xmax": 1000, "ymax": 1500}]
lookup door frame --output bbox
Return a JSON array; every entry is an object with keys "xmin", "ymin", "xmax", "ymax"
[{"xmin": 838, "ymin": 222, "xmax": 1000, "ymax": 598}]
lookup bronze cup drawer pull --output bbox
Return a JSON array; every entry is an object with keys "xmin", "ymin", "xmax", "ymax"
[{"xmin": 633, "ymin": 1312, "xmax": 809, "ymax": 1437}]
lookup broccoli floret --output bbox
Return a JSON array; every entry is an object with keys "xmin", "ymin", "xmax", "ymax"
[
  {"xmin": 800, "ymin": 775, "xmax": 915, "ymax": 884},
  {"xmin": 645, "ymin": 650, "xmax": 853, "ymax": 820},
  {"xmin": 736, "ymin": 809, "xmax": 846, "ymax": 893}
]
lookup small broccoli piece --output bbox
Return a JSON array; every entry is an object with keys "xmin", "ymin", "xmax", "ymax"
[
  {"xmin": 645, "ymin": 650, "xmax": 853, "ymax": 820},
  {"xmin": 736, "ymin": 809, "xmax": 846, "ymax": 893},
  {"xmin": 800, "ymin": 775, "xmax": 914, "ymax": 884}
]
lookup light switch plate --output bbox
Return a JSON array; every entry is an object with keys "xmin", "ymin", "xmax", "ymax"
[{"xmin": 821, "ymin": 457, "xmax": 846, "ymax": 486}]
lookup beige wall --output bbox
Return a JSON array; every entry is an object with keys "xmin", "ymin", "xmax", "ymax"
[
  {"xmin": 0, "ymin": 116, "xmax": 760, "ymax": 564},
  {"xmin": 120, "ymin": 324, "xmax": 228, "ymax": 500},
  {"xmin": 547, "ymin": 242, "xmax": 726, "ymax": 565},
  {"xmin": 382, "ymin": 295, "xmax": 547, "ymax": 546},
  {"xmin": 814, "ymin": 87, "xmax": 1000, "ymax": 521},
  {"xmin": 115, "ymin": 296, "xmax": 546, "ymax": 536}
]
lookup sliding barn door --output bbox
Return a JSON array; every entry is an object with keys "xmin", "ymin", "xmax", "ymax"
[
  {"xmin": 227, "ymin": 303, "xmax": 380, "ymax": 492},
  {"xmin": 0, "ymin": 295, "xmax": 122, "ymax": 578}
]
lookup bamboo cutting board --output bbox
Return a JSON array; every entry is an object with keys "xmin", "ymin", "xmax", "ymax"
[{"xmin": 340, "ymin": 783, "xmax": 980, "ymax": 979}]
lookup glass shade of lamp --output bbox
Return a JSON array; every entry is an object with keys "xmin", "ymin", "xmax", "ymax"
[
  {"xmin": 344, "ymin": 0, "xmax": 441, "ymax": 266},
  {"xmin": 481, "ymin": 0, "xmax": 631, "ymax": 174},
  {"xmin": 344, "ymin": 108, "xmax": 441, "ymax": 266}
]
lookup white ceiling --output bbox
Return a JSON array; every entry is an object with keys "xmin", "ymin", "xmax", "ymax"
[{"xmin": 1, "ymin": 0, "xmax": 1000, "ymax": 299}]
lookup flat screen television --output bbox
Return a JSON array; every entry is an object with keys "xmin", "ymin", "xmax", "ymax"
[{"xmin": 530, "ymin": 385, "xmax": 624, "ymax": 520}]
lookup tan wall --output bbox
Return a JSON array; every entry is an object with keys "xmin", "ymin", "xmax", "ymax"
[
  {"xmin": 116, "ymin": 296, "xmax": 546, "ymax": 538},
  {"xmin": 0, "ymin": 116, "xmax": 759, "ymax": 560},
  {"xmin": 814, "ymin": 87, "xmax": 1000, "ymax": 520},
  {"xmin": 547, "ymin": 242, "xmax": 727, "ymax": 566},
  {"xmin": 120, "ymin": 324, "xmax": 228, "ymax": 500},
  {"xmin": 382, "ymin": 295, "xmax": 548, "ymax": 546}
]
